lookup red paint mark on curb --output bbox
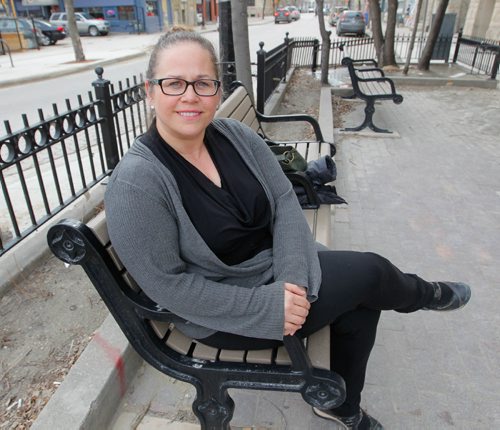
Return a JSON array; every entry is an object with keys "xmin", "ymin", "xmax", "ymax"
[{"xmin": 93, "ymin": 332, "xmax": 127, "ymax": 397}]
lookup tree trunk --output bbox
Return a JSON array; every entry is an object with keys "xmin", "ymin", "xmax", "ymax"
[
  {"xmin": 230, "ymin": 0, "xmax": 253, "ymax": 99},
  {"xmin": 64, "ymin": 0, "xmax": 85, "ymax": 62},
  {"xmin": 383, "ymin": 0, "xmax": 398, "ymax": 66},
  {"xmin": 316, "ymin": 0, "xmax": 331, "ymax": 84},
  {"xmin": 218, "ymin": 0, "xmax": 235, "ymax": 97},
  {"xmin": 403, "ymin": 0, "xmax": 424, "ymax": 74},
  {"xmin": 369, "ymin": 0, "xmax": 385, "ymax": 65},
  {"xmin": 418, "ymin": 0, "xmax": 449, "ymax": 70}
]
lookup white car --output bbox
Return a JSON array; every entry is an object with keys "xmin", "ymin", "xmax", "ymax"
[{"xmin": 49, "ymin": 12, "xmax": 109, "ymax": 36}]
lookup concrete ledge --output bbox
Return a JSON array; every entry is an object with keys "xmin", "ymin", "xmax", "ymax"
[
  {"xmin": 31, "ymin": 314, "xmax": 142, "ymax": 430},
  {"xmin": 0, "ymin": 179, "xmax": 107, "ymax": 297},
  {"xmin": 263, "ymin": 66, "xmax": 296, "ymax": 115},
  {"xmin": 387, "ymin": 75, "xmax": 498, "ymax": 89},
  {"xmin": 337, "ymin": 128, "xmax": 401, "ymax": 138}
]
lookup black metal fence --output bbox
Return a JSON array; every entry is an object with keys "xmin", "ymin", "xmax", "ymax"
[
  {"xmin": 453, "ymin": 31, "xmax": 500, "ymax": 79},
  {"xmin": 0, "ymin": 68, "xmax": 147, "ymax": 256},
  {"xmin": 256, "ymin": 37, "xmax": 290, "ymax": 113}
]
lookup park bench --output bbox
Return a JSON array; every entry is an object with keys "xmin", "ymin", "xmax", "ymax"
[
  {"xmin": 341, "ymin": 56, "xmax": 404, "ymax": 133},
  {"xmin": 46, "ymin": 83, "xmax": 344, "ymax": 429}
]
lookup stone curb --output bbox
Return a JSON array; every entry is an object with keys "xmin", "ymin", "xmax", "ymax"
[
  {"xmin": 388, "ymin": 75, "xmax": 498, "ymax": 89},
  {"xmin": 31, "ymin": 315, "xmax": 142, "ymax": 430}
]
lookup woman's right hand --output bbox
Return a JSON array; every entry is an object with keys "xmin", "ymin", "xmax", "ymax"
[{"xmin": 283, "ymin": 283, "xmax": 310, "ymax": 336}]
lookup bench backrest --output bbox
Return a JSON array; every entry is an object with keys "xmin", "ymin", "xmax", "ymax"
[{"xmin": 215, "ymin": 85, "xmax": 262, "ymax": 134}]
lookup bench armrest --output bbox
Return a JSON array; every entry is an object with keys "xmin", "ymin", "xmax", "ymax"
[
  {"xmin": 257, "ymin": 111, "xmax": 325, "ymax": 142},
  {"xmin": 356, "ymin": 67, "xmax": 385, "ymax": 77},
  {"xmin": 342, "ymin": 57, "xmax": 379, "ymax": 67}
]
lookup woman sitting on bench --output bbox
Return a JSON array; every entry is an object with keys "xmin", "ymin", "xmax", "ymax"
[{"xmin": 104, "ymin": 28, "xmax": 471, "ymax": 430}]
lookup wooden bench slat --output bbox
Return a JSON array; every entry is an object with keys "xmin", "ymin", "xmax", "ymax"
[
  {"xmin": 307, "ymin": 326, "xmax": 330, "ymax": 370},
  {"xmin": 166, "ymin": 328, "xmax": 193, "ymax": 355},
  {"xmin": 122, "ymin": 271, "xmax": 140, "ymax": 292},
  {"xmin": 87, "ymin": 210, "xmax": 108, "ymax": 244},
  {"xmin": 149, "ymin": 320, "xmax": 171, "ymax": 339},
  {"xmin": 246, "ymin": 348, "xmax": 274, "ymax": 364},
  {"xmin": 219, "ymin": 349, "xmax": 246, "ymax": 362},
  {"xmin": 214, "ymin": 87, "xmax": 247, "ymax": 118},
  {"xmin": 107, "ymin": 245, "xmax": 124, "ymax": 271},
  {"xmin": 275, "ymin": 346, "xmax": 292, "ymax": 365},
  {"xmin": 192, "ymin": 342, "xmax": 219, "ymax": 361}
]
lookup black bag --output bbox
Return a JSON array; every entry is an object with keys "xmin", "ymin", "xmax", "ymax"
[{"xmin": 269, "ymin": 145, "xmax": 308, "ymax": 173}]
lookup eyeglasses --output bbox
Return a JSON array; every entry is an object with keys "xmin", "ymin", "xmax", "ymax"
[{"xmin": 149, "ymin": 78, "xmax": 221, "ymax": 97}]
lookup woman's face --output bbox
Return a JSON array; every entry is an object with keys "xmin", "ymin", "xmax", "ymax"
[{"xmin": 146, "ymin": 41, "xmax": 221, "ymax": 147}]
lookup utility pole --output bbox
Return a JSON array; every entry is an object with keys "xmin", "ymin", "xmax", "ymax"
[{"xmin": 218, "ymin": 0, "xmax": 235, "ymax": 98}]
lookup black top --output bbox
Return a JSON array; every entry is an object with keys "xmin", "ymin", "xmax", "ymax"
[{"xmin": 142, "ymin": 122, "xmax": 273, "ymax": 265}]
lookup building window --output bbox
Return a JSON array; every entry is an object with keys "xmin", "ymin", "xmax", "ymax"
[
  {"xmin": 88, "ymin": 7, "xmax": 104, "ymax": 19},
  {"xmin": 146, "ymin": 0, "xmax": 158, "ymax": 17},
  {"xmin": 117, "ymin": 6, "xmax": 136, "ymax": 21},
  {"xmin": 104, "ymin": 8, "xmax": 118, "ymax": 19}
]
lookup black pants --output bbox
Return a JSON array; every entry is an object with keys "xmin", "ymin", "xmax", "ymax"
[{"xmin": 200, "ymin": 251, "xmax": 436, "ymax": 416}]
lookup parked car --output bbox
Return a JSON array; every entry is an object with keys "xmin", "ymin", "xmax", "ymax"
[
  {"xmin": 33, "ymin": 19, "xmax": 66, "ymax": 46},
  {"xmin": 49, "ymin": 12, "xmax": 109, "ymax": 36},
  {"xmin": 336, "ymin": 10, "xmax": 366, "ymax": 36},
  {"xmin": 274, "ymin": 7, "xmax": 292, "ymax": 24},
  {"xmin": 328, "ymin": 6, "xmax": 348, "ymax": 26},
  {"xmin": 0, "ymin": 16, "xmax": 43, "ymax": 48},
  {"xmin": 287, "ymin": 6, "xmax": 301, "ymax": 21}
]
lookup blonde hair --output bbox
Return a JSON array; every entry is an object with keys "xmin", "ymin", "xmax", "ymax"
[{"xmin": 146, "ymin": 26, "xmax": 219, "ymax": 81}]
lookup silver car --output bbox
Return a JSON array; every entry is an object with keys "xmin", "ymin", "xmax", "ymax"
[
  {"xmin": 336, "ymin": 10, "xmax": 366, "ymax": 37},
  {"xmin": 49, "ymin": 12, "xmax": 109, "ymax": 36}
]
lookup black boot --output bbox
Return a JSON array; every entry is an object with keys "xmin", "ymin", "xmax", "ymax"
[
  {"xmin": 423, "ymin": 282, "xmax": 471, "ymax": 311},
  {"xmin": 313, "ymin": 407, "xmax": 384, "ymax": 429}
]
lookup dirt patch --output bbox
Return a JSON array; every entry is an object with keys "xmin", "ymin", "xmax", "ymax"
[
  {"xmin": 265, "ymin": 67, "xmax": 354, "ymax": 133},
  {"xmin": 264, "ymin": 68, "xmax": 321, "ymax": 140},
  {"xmin": 0, "ymin": 255, "xmax": 107, "ymax": 428},
  {"xmin": 332, "ymin": 95, "xmax": 355, "ymax": 129}
]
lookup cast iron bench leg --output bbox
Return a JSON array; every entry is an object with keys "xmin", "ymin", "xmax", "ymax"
[
  {"xmin": 343, "ymin": 100, "xmax": 392, "ymax": 134},
  {"xmin": 192, "ymin": 377, "xmax": 234, "ymax": 430}
]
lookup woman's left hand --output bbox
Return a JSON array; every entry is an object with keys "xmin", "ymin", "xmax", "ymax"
[{"xmin": 283, "ymin": 283, "xmax": 310, "ymax": 336}]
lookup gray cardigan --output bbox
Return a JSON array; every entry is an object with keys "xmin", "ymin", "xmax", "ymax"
[{"xmin": 104, "ymin": 118, "xmax": 321, "ymax": 340}]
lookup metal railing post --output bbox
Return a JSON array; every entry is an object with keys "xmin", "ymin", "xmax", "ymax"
[
  {"xmin": 490, "ymin": 49, "xmax": 500, "ymax": 80},
  {"xmin": 284, "ymin": 32, "xmax": 291, "ymax": 81},
  {"xmin": 92, "ymin": 67, "xmax": 120, "ymax": 171},
  {"xmin": 452, "ymin": 28, "xmax": 463, "ymax": 64},
  {"xmin": 256, "ymin": 41, "xmax": 266, "ymax": 113},
  {"xmin": 312, "ymin": 39, "xmax": 319, "ymax": 72}
]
